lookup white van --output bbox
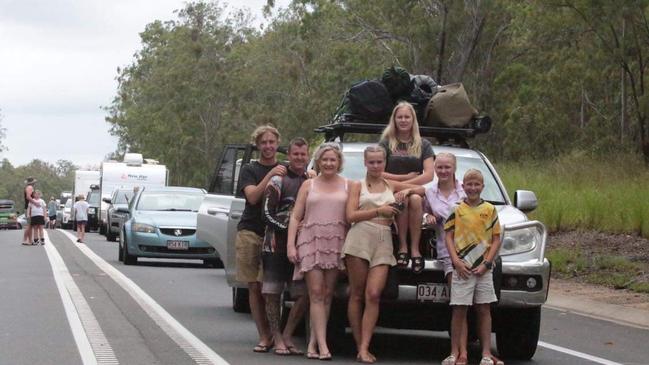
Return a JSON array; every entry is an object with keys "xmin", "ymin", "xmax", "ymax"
[{"xmin": 98, "ymin": 153, "xmax": 168, "ymax": 234}]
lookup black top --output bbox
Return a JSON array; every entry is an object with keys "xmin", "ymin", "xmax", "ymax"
[
  {"xmin": 237, "ymin": 161, "xmax": 284, "ymax": 236},
  {"xmin": 379, "ymin": 138, "xmax": 435, "ymax": 175},
  {"xmin": 262, "ymin": 168, "xmax": 308, "ymax": 254}
]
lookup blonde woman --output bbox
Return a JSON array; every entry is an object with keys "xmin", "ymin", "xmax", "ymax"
[
  {"xmin": 379, "ymin": 102, "xmax": 434, "ymax": 273},
  {"xmin": 287, "ymin": 143, "xmax": 348, "ymax": 361},
  {"xmin": 343, "ymin": 145, "xmax": 423, "ymax": 363}
]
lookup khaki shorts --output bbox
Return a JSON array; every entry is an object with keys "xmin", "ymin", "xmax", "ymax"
[
  {"xmin": 235, "ymin": 230, "xmax": 263, "ymax": 283},
  {"xmin": 450, "ymin": 269, "xmax": 497, "ymax": 306},
  {"xmin": 342, "ymin": 221, "xmax": 396, "ymax": 268}
]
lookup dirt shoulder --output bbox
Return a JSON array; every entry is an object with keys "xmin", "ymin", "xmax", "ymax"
[{"xmin": 548, "ymin": 230, "xmax": 649, "ymax": 310}]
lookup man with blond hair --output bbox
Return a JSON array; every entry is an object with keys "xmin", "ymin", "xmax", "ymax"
[{"xmin": 236, "ymin": 125, "xmax": 287, "ymax": 353}]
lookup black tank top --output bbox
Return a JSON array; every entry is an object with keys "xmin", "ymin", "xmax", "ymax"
[{"xmin": 24, "ymin": 187, "xmax": 33, "ymax": 209}]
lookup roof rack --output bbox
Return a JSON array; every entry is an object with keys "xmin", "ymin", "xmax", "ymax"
[{"xmin": 314, "ymin": 116, "xmax": 491, "ymax": 147}]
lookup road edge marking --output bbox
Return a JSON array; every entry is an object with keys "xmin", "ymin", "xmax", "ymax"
[
  {"xmin": 545, "ymin": 304, "xmax": 649, "ymax": 331},
  {"xmin": 57, "ymin": 229, "xmax": 229, "ymax": 365},
  {"xmin": 44, "ymin": 230, "xmax": 120, "ymax": 365},
  {"xmin": 538, "ymin": 341, "xmax": 623, "ymax": 365}
]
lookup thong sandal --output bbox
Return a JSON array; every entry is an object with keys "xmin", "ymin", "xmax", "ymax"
[
  {"xmin": 411, "ymin": 256, "xmax": 425, "ymax": 274},
  {"xmin": 396, "ymin": 252, "xmax": 410, "ymax": 267},
  {"xmin": 253, "ymin": 344, "xmax": 272, "ymax": 353},
  {"xmin": 441, "ymin": 354, "xmax": 456, "ymax": 365},
  {"xmin": 274, "ymin": 348, "xmax": 291, "ymax": 356},
  {"xmin": 287, "ymin": 346, "xmax": 303, "ymax": 355},
  {"xmin": 479, "ymin": 357, "xmax": 495, "ymax": 365}
]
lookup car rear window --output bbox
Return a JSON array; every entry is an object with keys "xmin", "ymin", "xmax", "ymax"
[{"xmin": 136, "ymin": 192, "xmax": 204, "ymax": 212}]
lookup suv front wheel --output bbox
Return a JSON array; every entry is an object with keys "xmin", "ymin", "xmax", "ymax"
[{"xmin": 495, "ymin": 307, "xmax": 541, "ymax": 360}]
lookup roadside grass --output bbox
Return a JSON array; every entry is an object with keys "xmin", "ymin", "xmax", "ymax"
[
  {"xmin": 496, "ymin": 152, "xmax": 649, "ymax": 238},
  {"xmin": 547, "ymin": 248, "xmax": 648, "ymax": 293}
]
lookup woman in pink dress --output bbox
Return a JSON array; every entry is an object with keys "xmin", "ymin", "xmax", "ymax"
[{"xmin": 287, "ymin": 142, "xmax": 348, "ymax": 361}]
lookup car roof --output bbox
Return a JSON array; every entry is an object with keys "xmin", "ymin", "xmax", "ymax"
[
  {"xmin": 140, "ymin": 186, "xmax": 206, "ymax": 194},
  {"xmin": 339, "ymin": 142, "xmax": 483, "ymax": 159}
]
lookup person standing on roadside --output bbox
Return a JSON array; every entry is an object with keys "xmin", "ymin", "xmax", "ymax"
[
  {"xmin": 261, "ymin": 137, "xmax": 310, "ymax": 356},
  {"xmin": 287, "ymin": 143, "xmax": 348, "ymax": 361},
  {"xmin": 47, "ymin": 197, "xmax": 58, "ymax": 229},
  {"xmin": 28, "ymin": 190, "xmax": 47, "ymax": 245},
  {"xmin": 73, "ymin": 194, "xmax": 90, "ymax": 243},
  {"xmin": 379, "ymin": 102, "xmax": 435, "ymax": 274},
  {"xmin": 21, "ymin": 177, "xmax": 39, "ymax": 245},
  {"xmin": 236, "ymin": 125, "xmax": 287, "ymax": 353}
]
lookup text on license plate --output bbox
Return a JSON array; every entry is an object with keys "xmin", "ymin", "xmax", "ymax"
[
  {"xmin": 167, "ymin": 240, "xmax": 189, "ymax": 250},
  {"xmin": 416, "ymin": 283, "xmax": 450, "ymax": 302}
]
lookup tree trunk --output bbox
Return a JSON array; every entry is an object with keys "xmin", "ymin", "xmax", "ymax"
[{"xmin": 436, "ymin": 2, "xmax": 448, "ymax": 84}]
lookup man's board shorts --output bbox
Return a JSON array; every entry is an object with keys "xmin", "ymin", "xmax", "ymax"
[
  {"xmin": 450, "ymin": 268, "xmax": 497, "ymax": 306},
  {"xmin": 261, "ymin": 251, "xmax": 305, "ymax": 296},
  {"xmin": 235, "ymin": 229, "xmax": 263, "ymax": 283}
]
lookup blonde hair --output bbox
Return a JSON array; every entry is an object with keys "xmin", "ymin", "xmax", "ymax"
[
  {"xmin": 313, "ymin": 142, "xmax": 344, "ymax": 174},
  {"xmin": 250, "ymin": 125, "xmax": 280, "ymax": 146},
  {"xmin": 463, "ymin": 168, "xmax": 484, "ymax": 183},
  {"xmin": 380, "ymin": 102, "xmax": 422, "ymax": 157},
  {"xmin": 364, "ymin": 144, "xmax": 387, "ymax": 160},
  {"xmin": 435, "ymin": 152, "xmax": 457, "ymax": 182}
]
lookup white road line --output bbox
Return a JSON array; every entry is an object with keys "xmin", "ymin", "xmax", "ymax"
[
  {"xmin": 539, "ymin": 341, "xmax": 623, "ymax": 365},
  {"xmin": 43, "ymin": 231, "xmax": 119, "ymax": 365},
  {"xmin": 57, "ymin": 229, "xmax": 230, "ymax": 365}
]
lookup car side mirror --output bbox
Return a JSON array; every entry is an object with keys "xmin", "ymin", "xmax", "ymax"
[
  {"xmin": 514, "ymin": 190, "xmax": 538, "ymax": 213},
  {"xmin": 102, "ymin": 197, "xmax": 112, "ymax": 204},
  {"xmin": 116, "ymin": 207, "xmax": 130, "ymax": 213}
]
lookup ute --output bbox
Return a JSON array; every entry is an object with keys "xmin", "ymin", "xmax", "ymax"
[{"xmin": 197, "ymin": 122, "xmax": 550, "ymax": 360}]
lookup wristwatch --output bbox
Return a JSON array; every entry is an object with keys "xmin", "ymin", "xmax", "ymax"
[{"xmin": 482, "ymin": 260, "xmax": 493, "ymax": 269}]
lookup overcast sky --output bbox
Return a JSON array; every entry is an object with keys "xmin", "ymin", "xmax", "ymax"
[{"xmin": 0, "ymin": 0, "xmax": 283, "ymax": 168}]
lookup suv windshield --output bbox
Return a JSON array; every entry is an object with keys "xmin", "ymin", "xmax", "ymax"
[
  {"xmin": 114, "ymin": 191, "xmax": 133, "ymax": 204},
  {"xmin": 136, "ymin": 192, "xmax": 204, "ymax": 212},
  {"xmin": 88, "ymin": 191, "xmax": 101, "ymax": 206},
  {"xmin": 339, "ymin": 151, "xmax": 507, "ymax": 204}
]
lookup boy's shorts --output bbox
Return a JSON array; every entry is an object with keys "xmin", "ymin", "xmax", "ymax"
[
  {"xmin": 76, "ymin": 220, "xmax": 87, "ymax": 227},
  {"xmin": 450, "ymin": 268, "xmax": 497, "ymax": 306},
  {"xmin": 49, "ymin": 215, "xmax": 57, "ymax": 221},
  {"xmin": 235, "ymin": 229, "xmax": 263, "ymax": 283}
]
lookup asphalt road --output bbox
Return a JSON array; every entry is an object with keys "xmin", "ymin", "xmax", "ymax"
[{"xmin": 1, "ymin": 229, "xmax": 648, "ymax": 365}]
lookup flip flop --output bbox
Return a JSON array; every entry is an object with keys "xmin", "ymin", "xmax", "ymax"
[
  {"xmin": 318, "ymin": 352, "xmax": 332, "ymax": 361},
  {"xmin": 479, "ymin": 357, "xmax": 494, "ymax": 365},
  {"xmin": 253, "ymin": 344, "xmax": 272, "ymax": 353},
  {"xmin": 306, "ymin": 352, "xmax": 319, "ymax": 360},
  {"xmin": 287, "ymin": 346, "xmax": 303, "ymax": 355},
  {"xmin": 274, "ymin": 348, "xmax": 291, "ymax": 356},
  {"xmin": 441, "ymin": 354, "xmax": 456, "ymax": 365}
]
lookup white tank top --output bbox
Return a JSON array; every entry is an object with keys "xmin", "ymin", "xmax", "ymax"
[{"xmin": 359, "ymin": 179, "xmax": 395, "ymax": 210}]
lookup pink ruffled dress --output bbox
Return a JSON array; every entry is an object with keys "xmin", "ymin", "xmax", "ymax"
[{"xmin": 294, "ymin": 178, "xmax": 348, "ymax": 276}]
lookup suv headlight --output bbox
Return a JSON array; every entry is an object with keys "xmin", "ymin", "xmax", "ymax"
[
  {"xmin": 132, "ymin": 223, "xmax": 156, "ymax": 233},
  {"xmin": 88, "ymin": 208, "xmax": 96, "ymax": 214},
  {"xmin": 500, "ymin": 226, "xmax": 541, "ymax": 256}
]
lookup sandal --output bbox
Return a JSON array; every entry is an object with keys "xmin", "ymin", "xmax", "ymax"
[
  {"xmin": 318, "ymin": 353, "xmax": 332, "ymax": 361},
  {"xmin": 287, "ymin": 346, "xmax": 303, "ymax": 355},
  {"xmin": 306, "ymin": 352, "xmax": 319, "ymax": 360},
  {"xmin": 441, "ymin": 354, "xmax": 456, "ymax": 365},
  {"xmin": 253, "ymin": 344, "xmax": 272, "ymax": 353},
  {"xmin": 490, "ymin": 356, "xmax": 504, "ymax": 365},
  {"xmin": 274, "ymin": 348, "xmax": 291, "ymax": 356},
  {"xmin": 479, "ymin": 357, "xmax": 495, "ymax": 365},
  {"xmin": 356, "ymin": 353, "xmax": 375, "ymax": 364},
  {"xmin": 411, "ymin": 256, "xmax": 425, "ymax": 274},
  {"xmin": 396, "ymin": 252, "xmax": 410, "ymax": 267}
]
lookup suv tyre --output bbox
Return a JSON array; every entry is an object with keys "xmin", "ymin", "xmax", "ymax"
[
  {"xmin": 495, "ymin": 307, "xmax": 541, "ymax": 360},
  {"xmin": 232, "ymin": 287, "xmax": 250, "ymax": 313}
]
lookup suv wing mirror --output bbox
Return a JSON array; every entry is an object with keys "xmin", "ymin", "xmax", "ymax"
[
  {"xmin": 514, "ymin": 190, "xmax": 538, "ymax": 213},
  {"xmin": 102, "ymin": 197, "xmax": 112, "ymax": 204}
]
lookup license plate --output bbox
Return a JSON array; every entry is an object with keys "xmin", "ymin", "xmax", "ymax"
[
  {"xmin": 166, "ymin": 240, "xmax": 189, "ymax": 250},
  {"xmin": 416, "ymin": 283, "xmax": 450, "ymax": 302}
]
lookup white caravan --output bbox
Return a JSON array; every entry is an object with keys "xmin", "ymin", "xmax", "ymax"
[
  {"xmin": 72, "ymin": 170, "xmax": 100, "ymax": 202},
  {"xmin": 98, "ymin": 153, "xmax": 168, "ymax": 233}
]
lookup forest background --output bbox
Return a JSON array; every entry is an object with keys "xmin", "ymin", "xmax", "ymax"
[{"xmin": 1, "ymin": 0, "xmax": 648, "ymax": 240}]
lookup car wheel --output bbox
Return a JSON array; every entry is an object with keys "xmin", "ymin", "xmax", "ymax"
[
  {"xmin": 106, "ymin": 226, "xmax": 117, "ymax": 242},
  {"xmin": 232, "ymin": 287, "xmax": 250, "ymax": 313},
  {"xmin": 99, "ymin": 224, "xmax": 106, "ymax": 235},
  {"xmin": 495, "ymin": 307, "xmax": 541, "ymax": 360},
  {"xmin": 118, "ymin": 231, "xmax": 124, "ymax": 262},
  {"xmin": 203, "ymin": 258, "xmax": 223, "ymax": 268},
  {"xmin": 122, "ymin": 232, "xmax": 137, "ymax": 265}
]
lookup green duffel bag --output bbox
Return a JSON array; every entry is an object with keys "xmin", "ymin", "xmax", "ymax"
[{"xmin": 424, "ymin": 83, "xmax": 478, "ymax": 127}]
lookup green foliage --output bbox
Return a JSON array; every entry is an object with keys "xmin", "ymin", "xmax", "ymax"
[
  {"xmin": 0, "ymin": 159, "xmax": 76, "ymax": 211},
  {"xmin": 498, "ymin": 153, "xmax": 649, "ymax": 238}
]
